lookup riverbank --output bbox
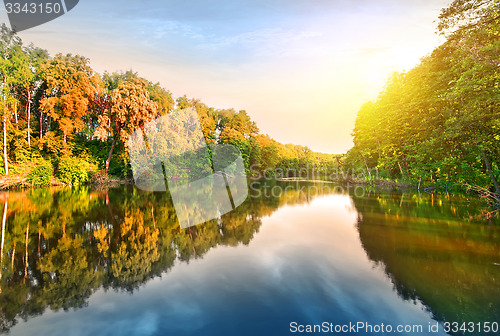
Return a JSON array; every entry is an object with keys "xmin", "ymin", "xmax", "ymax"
[
  {"xmin": 89, "ymin": 171, "xmax": 133, "ymax": 186},
  {"xmin": 277, "ymin": 176, "xmax": 412, "ymax": 190},
  {"xmin": 0, "ymin": 170, "xmax": 131, "ymax": 190},
  {"xmin": 277, "ymin": 176, "xmax": 500, "ymax": 205}
]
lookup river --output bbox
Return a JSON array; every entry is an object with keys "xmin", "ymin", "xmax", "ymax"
[{"xmin": 0, "ymin": 181, "xmax": 499, "ymax": 335}]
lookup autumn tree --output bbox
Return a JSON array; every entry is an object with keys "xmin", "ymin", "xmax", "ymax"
[
  {"xmin": 217, "ymin": 109, "xmax": 258, "ymax": 143},
  {"xmin": 39, "ymin": 53, "xmax": 102, "ymax": 146},
  {"xmin": 94, "ymin": 77, "xmax": 158, "ymax": 172},
  {"xmin": 438, "ymin": 0, "xmax": 500, "ymax": 37}
]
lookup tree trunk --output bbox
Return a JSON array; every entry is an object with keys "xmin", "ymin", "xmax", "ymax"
[
  {"xmin": 38, "ymin": 229, "xmax": 40, "ymax": 261},
  {"xmin": 362, "ymin": 155, "xmax": 372, "ymax": 179},
  {"xmin": 24, "ymin": 222, "xmax": 29, "ymax": 279},
  {"xmin": 397, "ymin": 161, "xmax": 404, "ymax": 178},
  {"xmin": 11, "ymin": 241, "xmax": 15, "ymax": 270},
  {"xmin": 3, "ymin": 115, "xmax": 8, "ymax": 176},
  {"xmin": 27, "ymin": 88, "xmax": 31, "ymax": 148},
  {"xmin": 481, "ymin": 150, "xmax": 500, "ymax": 195},
  {"xmin": 14, "ymin": 101, "xmax": 17, "ymax": 127},
  {"xmin": 151, "ymin": 205, "xmax": 156, "ymax": 229},
  {"xmin": 39, "ymin": 110, "xmax": 43, "ymax": 139},
  {"xmin": 2, "ymin": 77, "xmax": 7, "ymax": 176},
  {"xmin": 106, "ymin": 137, "xmax": 118, "ymax": 173}
]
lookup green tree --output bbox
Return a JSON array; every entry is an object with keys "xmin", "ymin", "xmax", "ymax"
[{"xmin": 0, "ymin": 24, "xmax": 27, "ymax": 174}]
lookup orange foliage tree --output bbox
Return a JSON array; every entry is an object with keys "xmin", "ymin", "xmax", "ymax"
[{"xmin": 39, "ymin": 54, "xmax": 102, "ymax": 146}]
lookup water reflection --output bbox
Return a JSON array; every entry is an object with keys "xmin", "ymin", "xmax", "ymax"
[
  {"xmin": 0, "ymin": 182, "xmax": 335, "ymax": 332},
  {"xmin": 0, "ymin": 183, "xmax": 498, "ymax": 335},
  {"xmin": 352, "ymin": 190, "xmax": 500, "ymax": 335}
]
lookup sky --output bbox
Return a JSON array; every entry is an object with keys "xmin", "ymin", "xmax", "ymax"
[{"xmin": 1, "ymin": 0, "xmax": 451, "ymax": 153}]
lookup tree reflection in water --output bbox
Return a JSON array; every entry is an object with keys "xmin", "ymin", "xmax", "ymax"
[
  {"xmin": 0, "ymin": 183, "xmax": 498, "ymax": 335},
  {"xmin": 353, "ymin": 190, "xmax": 500, "ymax": 335},
  {"xmin": 0, "ymin": 181, "xmax": 334, "ymax": 332}
]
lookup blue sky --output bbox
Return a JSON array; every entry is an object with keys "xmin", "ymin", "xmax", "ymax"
[{"xmin": 1, "ymin": 0, "xmax": 451, "ymax": 153}]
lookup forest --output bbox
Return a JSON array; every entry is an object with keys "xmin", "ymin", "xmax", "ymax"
[
  {"xmin": 0, "ymin": 24, "xmax": 338, "ymax": 188},
  {"xmin": 345, "ymin": 0, "xmax": 500, "ymax": 198},
  {"xmin": 0, "ymin": 0, "xmax": 498, "ymax": 197}
]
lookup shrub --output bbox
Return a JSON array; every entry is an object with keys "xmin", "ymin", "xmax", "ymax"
[
  {"xmin": 57, "ymin": 156, "xmax": 97, "ymax": 185},
  {"xmin": 90, "ymin": 170, "xmax": 111, "ymax": 185},
  {"xmin": 28, "ymin": 159, "xmax": 53, "ymax": 186}
]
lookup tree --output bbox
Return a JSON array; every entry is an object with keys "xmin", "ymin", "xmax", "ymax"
[
  {"xmin": 0, "ymin": 24, "xmax": 26, "ymax": 175},
  {"xmin": 438, "ymin": 0, "xmax": 500, "ymax": 67},
  {"xmin": 21, "ymin": 45, "xmax": 48, "ymax": 148},
  {"xmin": 39, "ymin": 54, "xmax": 102, "ymax": 147},
  {"xmin": 94, "ymin": 77, "xmax": 158, "ymax": 172},
  {"xmin": 438, "ymin": 0, "xmax": 500, "ymax": 36}
]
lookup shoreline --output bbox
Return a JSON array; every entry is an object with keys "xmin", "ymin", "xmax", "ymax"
[
  {"xmin": 276, "ymin": 177, "xmax": 412, "ymax": 190},
  {"xmin": 0, "ymin": 172, "xmax": 133, "ymax": 190},
  {"xmin": 1, "ymin": 174, "xmax": 497, "ymax": 200}
]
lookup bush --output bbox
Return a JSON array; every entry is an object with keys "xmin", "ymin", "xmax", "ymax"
[
  {"xmin": 57, "ymin": 156, "xmax": 96, "ymax": 185},
  {"xmin": 90, "ymin": 170, "xmax": 111, "ymax": 185},
  {"xmin": 28, "ymin": 159, "xmax": 53, "ymax": 186}
]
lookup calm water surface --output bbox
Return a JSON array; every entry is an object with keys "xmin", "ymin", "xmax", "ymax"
[{"xmin": 0, "ymin": 182, "xmax": 499, "ymax": 335}]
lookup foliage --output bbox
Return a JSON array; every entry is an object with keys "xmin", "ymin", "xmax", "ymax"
[
  {"xmin": 94, "ymin": 76, "xmax": 158, "ymax": 172},
  {"xmin": 56, "ymin": 155, "xmax": 96, "ymax": 185},
  {"xmin": 0, "ymin": 24, "xmax": 340, "ymax": 187},
  {"xmin": 39, "ymin": 53, "xmax": 102, "ymax": 144},
  {"xmin": 347, "ymin": 0, "xmax": 500, "ymax": 195},
  {"xmin": 27, "ymin": 158, "xmax": 52, "ymax": 186}
]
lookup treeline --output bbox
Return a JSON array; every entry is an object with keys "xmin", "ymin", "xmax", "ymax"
[
  {"xmin": 346, "ymin": 0, "xmax": 500, "ymax": 195},
  {"xmin": 0, "ymin": 23, "xmax": 338, "ymax": 187}
]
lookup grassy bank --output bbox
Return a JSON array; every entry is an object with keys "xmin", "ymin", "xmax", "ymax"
[{"xmin": 0, "ymin": 158, "xmax": 131, "ymax": 190}]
